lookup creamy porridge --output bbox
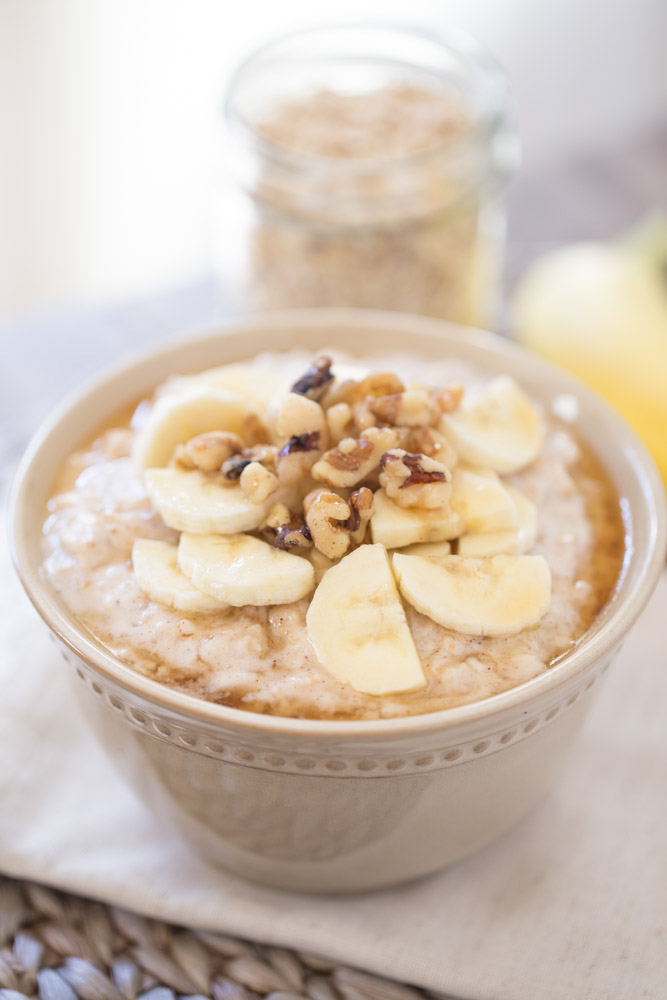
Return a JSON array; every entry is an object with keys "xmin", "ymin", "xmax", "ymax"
[{"xmin": 42, "ymin": 351, "xmax": 624, "ymax": 720}]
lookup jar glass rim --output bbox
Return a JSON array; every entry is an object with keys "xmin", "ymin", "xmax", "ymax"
[{"xmin": 223, "ymin": 23, "xmax": 516, "ymax": 178}]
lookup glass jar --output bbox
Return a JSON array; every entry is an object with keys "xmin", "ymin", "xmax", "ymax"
[{"xmin": 216, "ymin": 25, "xmax": 519, "ymax": 327}]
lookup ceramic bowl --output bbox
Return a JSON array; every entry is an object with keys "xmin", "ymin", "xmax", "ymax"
[{"xmin": 10, "ymin": 309, "xmax": 666, "ymax": 893}]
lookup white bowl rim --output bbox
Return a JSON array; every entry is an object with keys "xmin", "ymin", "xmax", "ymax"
[{"xmin": 9, "ymin": 307, "xmax": 667, "ymax": 742}]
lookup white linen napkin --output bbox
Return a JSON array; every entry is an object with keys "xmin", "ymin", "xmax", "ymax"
[{"xmin": 2, "ymin": 517, "xmax": 666, "ymax": 1000}]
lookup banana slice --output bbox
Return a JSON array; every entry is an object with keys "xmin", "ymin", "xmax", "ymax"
[
  {"xmin": 132, "ymin": 388, "xmax": 261, "ymax": 471},
  {"xmin": 392, "ymin": 553, "xmax": 551, "ymax": 637},
  {"xmin": 178, "ymin": 532, "xmax": 314, "ymax": 606},
  {"xmin": 450, "ymin": 466, "xmax": 519, "ymax": 533},
  {"xmin": 194, "ymin": 364, "xmax": 291, "ymax": 412},
  {"xmin": 370, "ymin": 488, "xmax": 463, "ymax": 549},
  {"xmin": 458, "ymin": 487, "xmax": 537, "ymax": 556},
  {"xmin": 145, "ymin": 468, "xmax": 272, "ymax": 534},
  {"xmin": 132, "ymin": 539, "xmax": 226, "ymax": 613},
  {"xmin": 397, "ymin": 541, "xmax": 452, "ymax": 559},
  {"xmin": 306, "ymin": 544, "xmax": 426, "ymax": 695},
  {"xmin": 441, "ymin": 376, "xmax": 542, "ymax": 474}
]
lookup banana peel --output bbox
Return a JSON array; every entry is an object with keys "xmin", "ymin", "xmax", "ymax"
[{"xmin": 511, "ymin": 216, "xmax": 667, "ymax": 490}]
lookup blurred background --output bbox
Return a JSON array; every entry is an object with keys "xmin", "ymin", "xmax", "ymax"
[{"xmin": 1, "ymin": 0, "xmax": 666, "ymax": 323}]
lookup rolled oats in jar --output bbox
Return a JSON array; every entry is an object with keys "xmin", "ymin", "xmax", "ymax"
[{"xmin": 218, "ymin": 26, "xmax": 519, "ymax": 327}]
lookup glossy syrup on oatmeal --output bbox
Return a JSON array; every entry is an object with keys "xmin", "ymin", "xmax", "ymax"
[{"xmin": 42, "ymin": 353, "xmax": 626, "ymax": 721}]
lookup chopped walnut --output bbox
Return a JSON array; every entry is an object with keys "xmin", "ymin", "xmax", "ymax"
[
  {"xmin": 263, "ymin": 502, "xmax": 291, "ymax": 529},
  {"xmin": 345, "ymin": 487, "xmax": 375, "ymax": 545},
  {"xmin": 222, "ymin": 455, "xmax": 254, "ymax": 480},
  {"xmin": 379, "ymin": 449, "xmax": 452, "ymax": 509},
  {"xmin": 275, "ymin": 430, "xmax": 323, "ymax": 485},
  {"xmin": 404, "ymin": 426, "xmax": 459, "ymax": 469},
  {"xmin": 319, "ymin": 378, "xmax": 354, "ymax": 410},
  {"xmin": 221, "ymin": 443, "xmax": 279, "ymax": 482},
  {"xmin": 326, "ymin": 402, "xmax": 355, "ymax": 444},
  {"xmin": 262, "ymin": 506, "xmax": 313, "ymax": 550},
  {"xmin": 175, "ymin": 431, "xmax": 244, "ymax": 472},
  {"xmin": 433, "ymin": 383, "xmax": 464, "ymax": 414},
  {"xmin": 290, "ymin": 355, "xmax": 334, "ymax": 400},
  {"xmin": 371, "ymin": 389, "xmax": 440, "ymax": 428},
  {"xmin": 239, "ymin": 461, "xmax": 279, "ymax": 504},
  {"xmin": 320, "ymin": 371, "xmax": 405, "ymax": 411},
  {"xmin": 303, "ymin": 487, "xmax": 352, "ymax": 559},
  {"xmin": 352, "ymin": 396, "xmax": 380, "ymax": 432},
  {"xmin": 312, "ymin": 425, "xmax": 399, "ymax": 488},
  {"xmin": 243, "ymin": 443, "xmax": 278, "ymax": 469},
  {"xmin": 354, "ymin": 372, "xmax": 405, "ymax": 401}
]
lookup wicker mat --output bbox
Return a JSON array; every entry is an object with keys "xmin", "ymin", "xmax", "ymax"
[{"xmin": 0, "ymin": 876, "xmax": 447, "ymax": 1000}]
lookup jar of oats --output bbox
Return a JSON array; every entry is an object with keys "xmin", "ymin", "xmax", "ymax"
[{"xmin": 218, "ymin": 26, "xmax": 518, "ymax": 327}]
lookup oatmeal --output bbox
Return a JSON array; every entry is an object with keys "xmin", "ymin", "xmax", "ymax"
[{"xmin": 42, "ymin": 352, "xmax": 624, "ymax": 720}]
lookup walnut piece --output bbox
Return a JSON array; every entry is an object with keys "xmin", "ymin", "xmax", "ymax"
[
  {"xmin": 353, "ymin": 372, "xmax": 405, "ymax": 401},
  {"xmin": 345, "ymin": 487, "xmax": 375, "ymax": 544},
  {"xmin": 303, "ymin": 487, "xmax": 352, "ymax": 559},
  {"xmin": 379, "ymin": 448, "xmax": 452, "ymax": 509},
  {"xmin": 239, "ymin": 461, "xmax": 279, "ymax": 504},
  {"xmin": 262, "ymin": 506, "xmax": 313, "ymax": 550},
  {"xmin": 263, "ymin": 502, "xmax": 291, "ymax": 529},
  {"xmin": 243, "ymin": 443, "xmax": 278, "ymax": 469},
  {"xmin": 433, "ymin": 383, "xmax": 464, "ymax": 414},
  {"xmin": 320, "ymin": 371, "xmax": 405, "ymax": 411},
  {"xmin": 404, "ymin": 426, "xmax": 459, "ymax": 469},
  {"xmin": 352, "ymin": 396, "xmax": 380, "ymax": 432},
  {"xmin": 290, "ymin": 355, "xmax": 334, "ymax": 401},
  {"xmin": 222, "ymin": 455, "xmax": 254, "ymax": 480},
  {"xmin": 371, "ymin": 389, "xmax": 439, "ymax": 428},
  {"xmin": 222, "ymin": 443, "xmax": 279, "ymax": 482},
  {"xmin": 312, "ymin": 425, "xmax": 399, "ymax": 488},
  {"xmin": 326, "ymin": 401, "xmax": 355, "ymax": 444},
  {"xmin": 175, "ymin": 431, "xmax": 244, "ymax": 472}
]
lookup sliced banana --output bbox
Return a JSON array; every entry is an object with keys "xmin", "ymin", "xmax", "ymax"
[
  {"xmin": 132, "ymin": 388, "xmax": 261, "ymax": 472},
  {"xmin": 450, "ymin": 466, "xmax": 519, "ymax": 533},
  {"xmin": 306, "ymin": 544, "xmax": 426, "ymax": 695},
  {"xmin": 441, "ymin": 376, "xmax": 542, "ymax": 474},
  {"xmin": 458, "ymin": 487, "xmax": 537, "ymax": 556},
  {"xmin": 397, "ymin": 541, "xmax": 452, "ymax": 559},
  {"xmin": 145, "ymin": 468, "xmax": 272, "ymax": 534},
  {"xmin": 370, "ymin": 488, "xmax": 463, "ymax": 550},
  {"xmin": 392, "ymin": 553, "xmax": 552, "ymax": 637},
  {"xmin": 178, "ymin": 532, "xmax": 314, "ymax": 607},
  {"xmin": 194, "ymin": 364, "xmax": 291, "ymax": 412},
  {"xmin": 132, "ymin": 539, "xmax": 226, "ymax": 613}
]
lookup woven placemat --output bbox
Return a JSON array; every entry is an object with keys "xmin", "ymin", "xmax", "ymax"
[{"xmin": 0, "ymin": 877, "xmax": 450, "ymax": 1000}]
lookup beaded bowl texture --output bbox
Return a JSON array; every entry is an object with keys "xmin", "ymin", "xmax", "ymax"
[{"xmin": 10, "ymin": 310, "xmax": 666, "ymax": 892}]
